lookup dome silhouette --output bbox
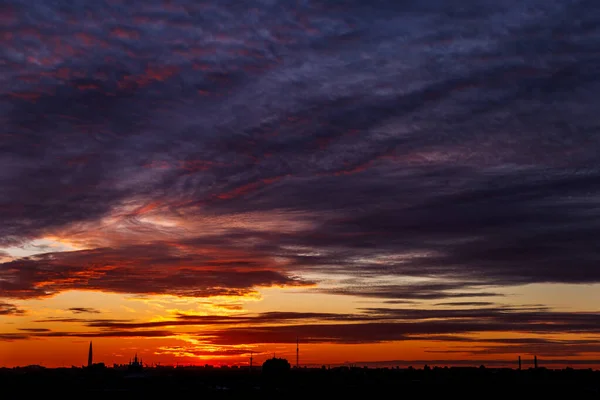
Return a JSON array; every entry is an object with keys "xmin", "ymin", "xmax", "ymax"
[{"xmin": 262, "ymin": 357, "xmax": 291, "ymax": 375}]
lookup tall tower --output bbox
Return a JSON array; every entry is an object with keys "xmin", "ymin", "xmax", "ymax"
[
  {"xmin": 87, "ymin": 341, "xmax": 93, "ymax": 367},
  {"xmin": 534, "ymin": 355, "xmax": 538, "ymax": 369},
  {"xmin": 296, "ymin": 337, "xmax": 299, "ymax": 369},
  {"xmin": 518, "ymin": 356, "xmax": 521, "ymax": 370},
  {"xmin": 250, "ymin": 351, "xmax": 253, "ymax": 370}
]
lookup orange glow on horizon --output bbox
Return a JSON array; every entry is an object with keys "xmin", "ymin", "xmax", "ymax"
[{"xmin": 2, "ymin": 288, "xmax": 600, "ymax": 369}]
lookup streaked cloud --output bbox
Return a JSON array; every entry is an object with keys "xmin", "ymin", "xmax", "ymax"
[
  {"xmin": 0, "ymin": 301, "xmax": 25, "ymax": 316},
  {"xmin": 67, "ymin": 307, "xmax": 101, "ymax": 314}
]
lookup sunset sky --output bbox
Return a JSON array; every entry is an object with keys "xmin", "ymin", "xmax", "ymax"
[{"xmin": 2, "ymin": 0, "xmax": 600, "ymax": 369}]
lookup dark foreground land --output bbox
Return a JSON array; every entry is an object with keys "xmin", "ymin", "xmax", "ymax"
[{"xmin": 1, "ymin": 366, "xmax": 599, "ymax": 397}]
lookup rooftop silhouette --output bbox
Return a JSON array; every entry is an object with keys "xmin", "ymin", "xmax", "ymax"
[
  {"xmin": 262, "ymin": 357, "xmax": 291, "ymax": 376},
  {"xmin": 1, "ymin": 363, "xmax": 598, "ymax": 396}
]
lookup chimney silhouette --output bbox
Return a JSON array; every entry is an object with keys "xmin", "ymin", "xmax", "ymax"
[
  {"xmin": 296, "ymin": 337, "xmax": 299, "ymax": 369},
  {"xmin": 87, "ymin": 341, "xmax": 93, "ymax": 367},
  {"xmin": 534, "ymin": 355, "xmax": 538, "ymax": 369},
  {"xmin": 250, "ymin": 351, "xmax": 253, "ymax": 371},
  {"xmin": 518, "ymin": 356, "xmax": 521, "ymax": 370}
]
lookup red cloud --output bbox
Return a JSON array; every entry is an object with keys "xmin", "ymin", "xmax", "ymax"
[{"xmin": 0, "ymin": 242, "xmax": 311, "ymax": 299}]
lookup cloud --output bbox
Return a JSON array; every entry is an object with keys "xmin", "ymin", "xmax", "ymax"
[
  {"xmin": 3, "ymin": 305, "xmax": 599, "ymax": 357},
  {"xmin": 195, "ymin": 307, "xmax": 600, "ymax": 347},
  {"xmin": 205, "ymin": 320, "xmax": 600, "ymax": 346},
  {"xmin": 38, "ymin": 330, "xmax": 175, "ymax": 338},
  {"xmin": 0, "ymin": 301, "xmax": 25, "ymax": 316},
  {"xmin": 0, "ymin": 333, "xmax": 29, "ymax": 341},
  {"xmin": 67, "ymin": 307, "xmax": 101, "ymax": 314},
  {"xmin": 425, "ymin": 337, "xmax": 600, "ymax": 357},
  {"xmin": 1, "ymin": 330, "xmax": 175, "ymax": 341},
  {"xmin": 0, "ymin": 250, "xmax": 11, "ymax": 262},
  {"xmin": 0, "ymin": 244, "xmax": 311, "ymax": 299},
  {"xmin": 434, "ymin": 302, "xmax": 496, "ymax": 307},
  {"xmin": 21, "ymin": 307, "xmax": 600, "ymax": 349},
  {"xmin": 317, "ymin": 281, "xmax": 503, "ymax": 300},
  {"xmin": 156, "ymin": 346, "xmax": 257, "ymax": 358},
  {"xmin": 35, "ymin": 311, "xmax": 372, "ymax": 330},
  {"xmin": 341, "ymin": 359, "xmax": 600, "ymax": 367},
  {"xmin": 1, "ymin": 0, "xmax": 600, "ymax": 303}
]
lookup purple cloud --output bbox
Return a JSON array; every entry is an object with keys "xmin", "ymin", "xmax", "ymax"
[{"xmin": 1, "ymin": 0, "xmax": 600, "ymax": 303}]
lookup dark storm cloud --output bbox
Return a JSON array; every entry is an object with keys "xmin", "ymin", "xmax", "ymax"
[{"xmin": 1, "ymin": 0, "xmax": 600, "ymax": 301}]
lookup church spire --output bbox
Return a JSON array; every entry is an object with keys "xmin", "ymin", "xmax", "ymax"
[{"xmin": 87, "ymin": 341, "xmax": 93, "ymax": 367}]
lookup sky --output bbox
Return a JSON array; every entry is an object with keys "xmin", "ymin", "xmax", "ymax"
[{"xmin": 1, "ymin": 0, "xmax": 600, "ymax": 369}]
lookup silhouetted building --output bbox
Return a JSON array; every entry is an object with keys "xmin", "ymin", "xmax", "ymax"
[
  {"xmin": 534, "ymin": 355, "xmax": 538, "ymax": 369},
  {"xmin": 262, "ymin": 357, "xmax": 291, "ymax": 376},
  {"xmin": 88, "ymin": 362, "xmax": 106, "ymax": 371},
  {"xmin": 22, "ymin": 365, "xmax": 45, "ymax": 371},
  {"xmin": 3, "ymin": 363, "xmax": 600, "ymax": 396},
  {"xmin": 87, "ymin": 341, "xmax": 93, "ymax": 368},
  {"xmin": 518, "ymin": 356, "xmax": 521, "ymax": 370},
  {"xmin": 128, "ymin": 353, "xmax": 144, "ymax": 373}
]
